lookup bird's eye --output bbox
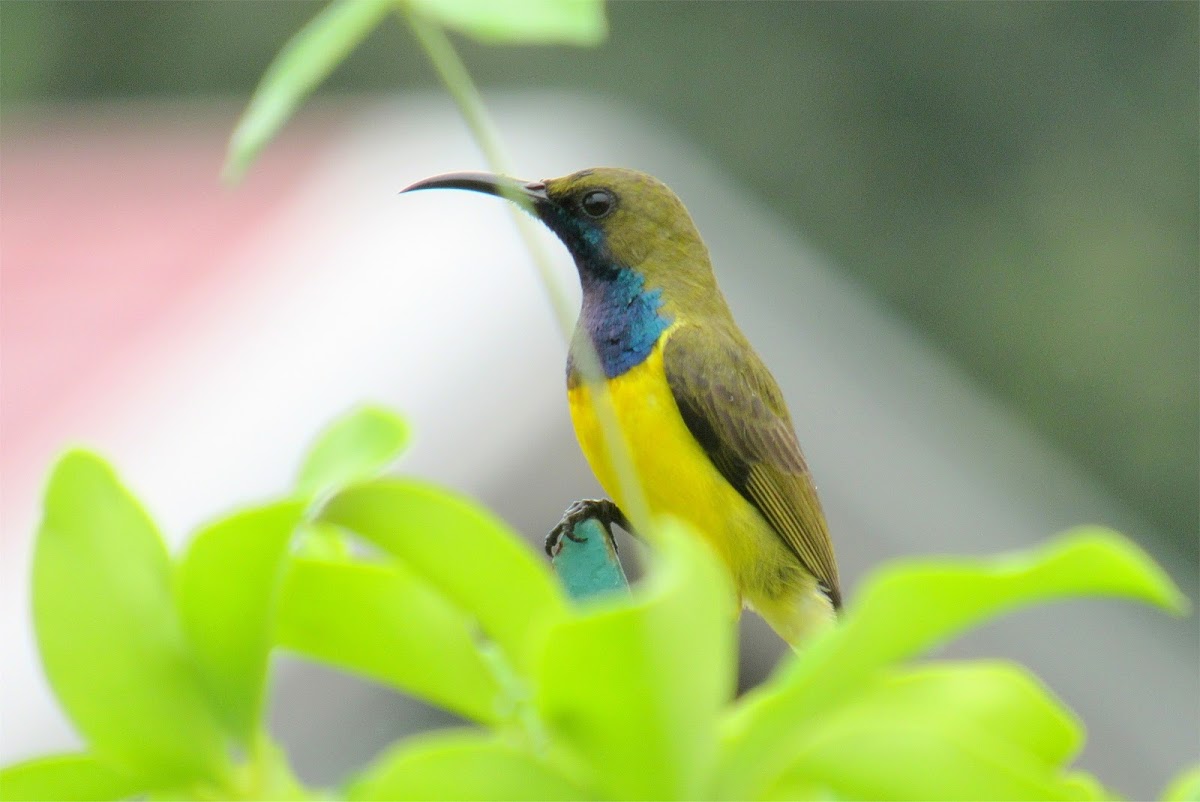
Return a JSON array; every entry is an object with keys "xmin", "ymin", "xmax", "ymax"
[{"xmin": 580, "ymin": 189, "xmax": 615, "ymax": 218}]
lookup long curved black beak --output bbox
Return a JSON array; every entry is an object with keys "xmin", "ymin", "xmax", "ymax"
[{"xmin": 401, "ymin": 171, "xmax": 550, "ymax": 215}]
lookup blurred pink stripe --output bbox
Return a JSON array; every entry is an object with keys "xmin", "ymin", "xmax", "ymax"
[{"xmin": 0, "ymin": 107, "xmax": 335, "ymax": 480}]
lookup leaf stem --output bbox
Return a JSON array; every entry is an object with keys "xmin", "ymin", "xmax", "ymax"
[
  {"xmin": 403, "ymin": 12, "xmax": 572, "ymax": 332},
  {"xmin": 478, "ymin": 640, "xmax": 548, "ymax": 755},
  {"xmin": 402, "ymin": 11, "xmax": 653, "ymax": 533}
]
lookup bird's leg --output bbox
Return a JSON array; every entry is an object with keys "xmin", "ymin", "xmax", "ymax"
[{"xmin": 545, "ymin": 498, "xmax": 632, "ymax": 557}]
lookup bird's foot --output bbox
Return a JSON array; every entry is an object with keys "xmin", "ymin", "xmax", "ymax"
[{"xmin": 545, "ymin": 498, "xmax": 630, "ymax": 557}]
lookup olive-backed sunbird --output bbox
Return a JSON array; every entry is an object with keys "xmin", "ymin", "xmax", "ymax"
[{"xmin": 403, "ymin": 167, "xmax": 840, "ymax": 644}]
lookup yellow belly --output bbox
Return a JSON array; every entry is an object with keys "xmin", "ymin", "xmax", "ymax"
[
  {"xmin": 567, "ymin": 333, "xmax": 778, "ymax": 593},
  {"xmin": 566, "ymin": 329, "xmax": 834, "ymax": 644}
]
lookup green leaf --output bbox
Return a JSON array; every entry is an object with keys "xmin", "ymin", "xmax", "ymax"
[
  {"xmin": 408, "ymin": 0, "xmax": 607, "ymax": 45},
  {"xmin": 864, "ymin": 661, "xmax": 1083, "ymax": 766},
  {"xmin": 0, "ymin": 753, "xmax": 146, "ymax": 801},
  {"xmin": 295, "ymin": 520, "xmax": 354, "ymax": 560},
  {"xmin": 275, "ymin": 557, "xmax": 501, "ymax": 723},
  {"xmin": 1061, "ymin": 771, "xmax": 1112, "ymax": 801},
  {"xmin": 347, "ymin": 730, "xmax": 589, "ymax": 801},
  {"xmin": 1163, "ymin": 764, "xmax": 1200, "ymax": 802},
  {"xmin": 318, "ymin": 479, "xmax": 567, "ymax": 674},
  {"xmin": 763, "ymin": 707, "xmax": 1086, "ymax": 802},
  {"xmin": 176, "ymin": 500, "xmax": 306, "ymax": 741},
  {"xmin": 33, "ymin": 452, "xmax": 230, "ymax": 786},
  {"xmin": 223, "ymin": 0, "xmax": 393, "ymax": 182},
  {"xmin": 760, "ymin": 661, "xmax": 1087, "ymax": 801},
  {"xmin": 717, "ymin": 527, "xmax": 1188, "ymax": 799},
  {"xmin": 535, "ymin": 519, "xmax": 737, "ymax": 800},
  {"xmin": 296, "ymin": 405, "xmax": 410, "ymax": 497}
]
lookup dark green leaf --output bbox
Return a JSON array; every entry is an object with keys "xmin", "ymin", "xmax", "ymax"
[
  {"xmin": 176, "ymin": 500, "xmax": 306, "ymax": 741},
  {"xmin": 33, "ymin": 452, "xmax": 230, "ymax": 786},
  {"xmin": 717, "ymin": 528, "xmax": 1188, "ymax": 798},
  {"xmin": 296, "ymin": 405, "xmax": 410, "ymax": 497},
  {"xmin": 276, "ymin": 557, "xmax": 501, "ymax": 723},
  {"xmin": 318, "ymin": 479, "xmax": 566, "ymax": 674},
  {"xmin": 0, "ymin": 753, "xmax": 146, "ymax": 802},
  {"xmin": 408, "ymin": 0, "xmax": 606, "ymax": 45},
  {"xmin": 346, "ymin": 730, "xmax": 589, "ymax": 801},
  {"xmin": 536, "ymin": 520, "xmax": 736, "ymax": 799},
  {"xmin": 224, "ymin": 0, "xmax": 393, "ymax": 182}
]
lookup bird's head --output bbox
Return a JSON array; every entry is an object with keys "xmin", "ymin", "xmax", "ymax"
[{"xmin": 403, "ymin": 167, "xmax": 718, "ymax": 300}]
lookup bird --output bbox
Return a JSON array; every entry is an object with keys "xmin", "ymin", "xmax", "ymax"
[{"xmin": 402, "ymin": 167, "xmax": 840, "ymax": 645}]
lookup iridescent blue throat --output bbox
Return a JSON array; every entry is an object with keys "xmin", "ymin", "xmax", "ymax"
[
  {"xmin": 543, "ymin": 207, "xmax": 673, "ymax": 379},
  {"xmin": 579, "ymin": 263, "xmax": 672, "ymax": 378}
]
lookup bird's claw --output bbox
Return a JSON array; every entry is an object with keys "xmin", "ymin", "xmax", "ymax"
[{"xmin": 545, "ymin": 499, "xmax": 627, "ymax": 557}]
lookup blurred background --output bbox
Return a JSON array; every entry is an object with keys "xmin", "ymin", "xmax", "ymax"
[{"xmin": 2, "ymin": 1, "xmax": 1196, "ymax": 798}]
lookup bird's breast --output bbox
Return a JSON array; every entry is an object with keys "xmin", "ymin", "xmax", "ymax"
[{"xmin": 566, "ymin": 323, "xmax": 770, "ymax": 579}]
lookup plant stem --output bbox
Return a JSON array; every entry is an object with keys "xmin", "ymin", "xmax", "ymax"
[
  {"xmin": 404, "ymin": 12, "xmax": 573, "ymax": 334},
  {"xmin": 477, "ymin": 640, "xmax": 548, "ymax": 755},
  {"xmin": 403, "ymin": 12, "xmax": 653, "ymax": 532}
]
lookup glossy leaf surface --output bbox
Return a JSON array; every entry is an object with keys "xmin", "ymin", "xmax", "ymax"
[
  {"xmin": 348, "ymin": 730, "xmax": 588, "ymax": 801},
  {"xmin": 319, "ymin": 479, "xmax": 566, "ymax": 674},
  {"xmin": 763, "ymin": 661, "xmax": 1088, "ymax": 801},
  {"xmin": 0, "ymin": 753, "xmax": 146, "ymax": 802},
  {"xmin": 276, "ymin": 557, "xmax": 501, "ymax": 723},
  {"xmin": 224, "ymin": 0, "xmax": 392, "ymax": 181},
  {"xmin": 536, "ymin": 520, "xmax": 736, "ymax": 800},
  {"xmin": 32, "ymin": 452, "xmax": 229, "ymax": 785},
  {"xmin": 176, "ymin": 500, "xmax": 306, "ymax": 740},
  {"xmin": 296, "ymin": 405, "xmax": 410, "ymax": 497},
  {"xmin": 719, "ymin": 528, "xmax": 1188, "ymax": 798}
]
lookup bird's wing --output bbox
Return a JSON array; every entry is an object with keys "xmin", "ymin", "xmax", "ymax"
[{"xmin": 663, "ymin": 324, "xmax": 841, "ymax": 607}]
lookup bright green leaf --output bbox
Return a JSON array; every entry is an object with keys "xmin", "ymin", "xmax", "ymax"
[
  {"xmin": 865, "ymin": 661, "xmax": 1083, "ymax": 767},
  {"xmin": 318, "ymin": 479, "xmax": 567, "ymax": 674},
  {"xmin": 144, "ymin": 735, "xmax": 307, "ymax": 801},
  {"xmin": 759, "ymin": 660, "xmax": 1089, "ymax": 801},
  {"xmin": 536, "ymin": 519, "xmax": 737, "ymax": 800},
  {"xmin": 296, "ymin": 520, "xmax": 354, "ymax": 560},
  {"xmin": 296, "ymin": 405, "xmax": 410, "ymax": 497},
  {"xmin": 0, "ymin": 753, "xmax": 146, "ymax": 801},
  {"xmin": 33, "ymin": 452, "xmax": 230, "ymax": 786},
  {"xmin": 347, "ymin": 729, "xmax": 589, "ymax": 801},
  {"xmin": 223, "ymin": 0, "xmax": 393, "ymax": 182},
  {"xmin": 1061, "ymin": 771, "xmax": 1113, "ymax": 801},
  {"xmin": 176, "ymin": 500, "xmax": 306, "ymax": 741},
  {"xmin": 717, "ymin": 527, "xmax": 1188, "ymax": 799},
  {"xmin": 1163, "ymin": 764, "xmax": 1200, "ymax": 801},
  {"xmin": 275, "ymin": 557, "xmax": 501, "ymax": 723},
  {"xmin": 408, "ymin": 0, "xmax": 607, "ymax": 45},
  {"xmin": 764, "ymin": 708, "xmax": 1086, "ymax": 801},
  {"xmin": 758, "ymin": 777, "xmax": 836, "ymax": 802}
]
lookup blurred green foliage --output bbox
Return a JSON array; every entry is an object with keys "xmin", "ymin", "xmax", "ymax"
[
  {"xmin": 1, "ymin": 1, "xmax": 1195, "ymax": 552},
  {"xmin": 1, "ymin": 404, "xmax": 1193, "ymax": 800}
]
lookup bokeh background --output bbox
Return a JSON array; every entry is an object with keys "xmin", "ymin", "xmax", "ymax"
[
  {"xmin": 6, "ymin": 1, "xmax": 1197, "ymax": 548},
  {"xmin": 2, "ymin": 1, "xmax": 1197, "ymax": 798}
]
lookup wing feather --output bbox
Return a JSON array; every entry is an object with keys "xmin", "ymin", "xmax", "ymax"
[{"xmin": 663, "ymin": 325, "xmax": 841, "ymax": 608}]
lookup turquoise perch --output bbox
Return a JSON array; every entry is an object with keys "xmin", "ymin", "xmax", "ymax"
[{"xmin": 549, "ymin": 517, "xmax": 629, "ymax": 600}]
